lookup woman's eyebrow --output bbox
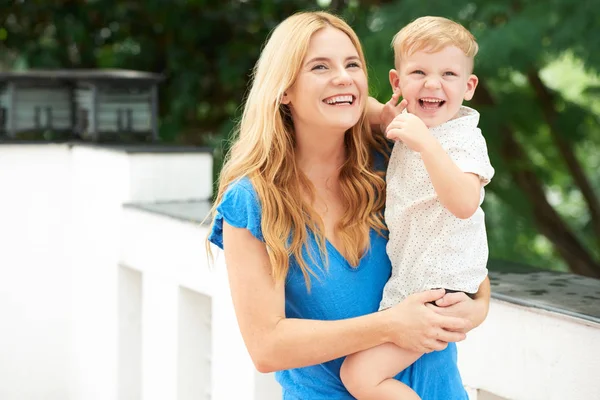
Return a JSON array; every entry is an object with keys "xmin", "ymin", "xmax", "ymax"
[{"xmin": 304, "ymin": 55, "xmax": 360, "ymax": 66}]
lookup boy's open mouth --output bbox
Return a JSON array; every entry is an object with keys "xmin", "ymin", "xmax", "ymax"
[{"xmin": 419, "ymin": 98, "xmax": 445, "ymax": 110}]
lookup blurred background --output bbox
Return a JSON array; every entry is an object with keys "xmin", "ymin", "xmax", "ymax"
[
  {"xmin": 3, "ymin": 0, "xmax": 598, "ymax": 277},
  {"xmin": 0, "ymin": 1, "xmax": 599, "ymax": 399}
]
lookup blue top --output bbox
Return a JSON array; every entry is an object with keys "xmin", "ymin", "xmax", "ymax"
[{"xmin": 208, "ymin": 177, "xmax": 468, "ymax": 400}]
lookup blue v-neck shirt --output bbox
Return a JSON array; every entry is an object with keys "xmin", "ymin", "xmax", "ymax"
[{"xmin": 208, "ymin": 177, "xmax": 468, "ymax": 400}]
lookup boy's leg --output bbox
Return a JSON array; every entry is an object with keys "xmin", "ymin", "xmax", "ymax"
[{"xmin": 340, "ymin": 342, "xmax": 422, "ymax": 400}]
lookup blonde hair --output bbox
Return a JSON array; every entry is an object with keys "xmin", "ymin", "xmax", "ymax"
[
  {"xmin": 207, "ymin": 11, "xmax": 388, "ymax": 289},
  {"xmin": 392, "ymin": 16, "xmax": 478, "ymax": 70}
]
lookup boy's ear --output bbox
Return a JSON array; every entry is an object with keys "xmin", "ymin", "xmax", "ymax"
[
  {"xmin": 463, "ymin": 74, "xmax": 479, "ymax": 101},
  {"xmin": 389, "ymin": 69, "xmax": 401, "ymax": 92}
]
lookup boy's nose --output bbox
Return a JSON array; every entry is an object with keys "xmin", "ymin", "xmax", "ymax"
[{"xmin": 424, "ymin": 77, "xmax": 441, "ymax": 89}]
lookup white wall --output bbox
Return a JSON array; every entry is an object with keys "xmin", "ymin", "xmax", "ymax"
[
  {"xmin": 0, "ymin": 143, "xmax": 216, "ymax": 400},
  {"xmin": 2, "ymin": 143, "xmax": 598, "ymax": 400},
  {"xmin": 0, "ymin": 144, "xmax": 72, "ymax": 400},
  {"xmin": 68, "ymin": 145, "xmax": 214, "ymax": 400},
  {"xmin": 458, "ymin": 300, "xmax": 600, "ymax": 400},
  {"xmin": 69, "ymin": 145, "xmax": 130, "ymax": 400},
  {"xmin": 120, "ymin": 207, "xmax": 282, "ymax": 400},
  {"xmin": 118, "ymin": 265, "xmax": 142, "ymax": 400}
]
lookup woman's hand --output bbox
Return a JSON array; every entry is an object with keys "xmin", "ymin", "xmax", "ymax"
[
  {"xmin": 382, "ymin": 289, "xmax": 469, "ymax": 354},
  {"xmin": 429, "ymin": 278, "xmax": 491, "ymax": 333}
]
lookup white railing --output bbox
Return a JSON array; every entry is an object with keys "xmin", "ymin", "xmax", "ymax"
[{"xmin": 1, "ymin": 143, "xmax": 598, "ymax": 400}]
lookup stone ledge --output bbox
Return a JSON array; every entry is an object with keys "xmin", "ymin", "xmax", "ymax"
[
  {"xmin": 124, "ymin": 200, "xmax": 213, "ymax": 225},
  {"xmin": 488, "ymin": 260, "xmax": 600, "ymax": 324},
  {"xmin": 122, "ymin": 202, "xmax": 600, "ymax": 325}
]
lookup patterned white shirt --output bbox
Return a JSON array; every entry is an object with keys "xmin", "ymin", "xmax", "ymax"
[{"xmin": 379, "ymin": 106, "xmax": 495, "ymax": 310}]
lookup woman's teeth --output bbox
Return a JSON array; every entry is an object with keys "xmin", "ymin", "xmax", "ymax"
[{"xmin": 325, "ymin": 95, "xmax": 354, "ymax": 105}]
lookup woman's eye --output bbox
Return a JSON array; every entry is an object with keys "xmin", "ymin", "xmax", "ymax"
[
  {"xmin": 347, "ymin": 62, "xmax": 361, "ymax": 68},
  {"xmin": 311, "ymin": 64, "xmax": 327, "ymax": 71}
]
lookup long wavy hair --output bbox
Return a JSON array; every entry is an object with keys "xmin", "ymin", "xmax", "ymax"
[{"xmin": 208, "ymin": 11, "xmax": 389, "ymax": 289}]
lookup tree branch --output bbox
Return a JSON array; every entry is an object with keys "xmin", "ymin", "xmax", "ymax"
[
  {"xmin": 527, "ymin": 70, "xmax": 600, "ymax": 246},
  {"xmin": 473, "ymin": 84, "xmax": 600, "ymax": 278}
]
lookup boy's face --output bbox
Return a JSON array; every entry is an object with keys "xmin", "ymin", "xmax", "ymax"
[{"xmin": 389, "ymin": 45, "xmax": 478, "ymax": 128}]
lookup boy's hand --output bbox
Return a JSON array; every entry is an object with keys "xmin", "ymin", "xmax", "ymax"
[
  {"xmin": 386, "ymin": 105, "xmax": 435, "ymax": 153},
  {"xmin": 380, "ymin": 88, "xmax": 408, "ymax": 133}
]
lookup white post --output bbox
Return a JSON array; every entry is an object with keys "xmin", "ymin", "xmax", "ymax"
[{"xmin": 141, "ymin": 274, "xmax": 179, "ymax": 400}]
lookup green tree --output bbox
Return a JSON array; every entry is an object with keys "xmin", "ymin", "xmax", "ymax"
[
  {"xmin": 1, "ymin": 0, "xmax": 598, "ymax": 277},
  {"xmin": 0, "ymin": 0, "xmax": 321, "ymax": 142},
  {"xmin": 358, "ymin": 0, "xmax": 600, "ymax": 277}
]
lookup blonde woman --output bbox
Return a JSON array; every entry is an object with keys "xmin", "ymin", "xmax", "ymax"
[{"xmin": 208, "ymin": 11, "xmax": 490, "ymax": 399}]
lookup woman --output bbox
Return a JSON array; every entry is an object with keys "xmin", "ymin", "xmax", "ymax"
[{"xmin": 208, "ymin": 11, "xmax": 490, "ymax": 399}]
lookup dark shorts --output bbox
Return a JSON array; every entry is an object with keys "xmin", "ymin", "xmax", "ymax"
[{"xmin": 429, "ymin": 288, "xmax": 475, "ymax": 306}]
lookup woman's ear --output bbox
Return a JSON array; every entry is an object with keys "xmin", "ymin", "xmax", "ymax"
[{"xmin": 281, "ymin": 92, "xmax": 290, "ymax": 105}]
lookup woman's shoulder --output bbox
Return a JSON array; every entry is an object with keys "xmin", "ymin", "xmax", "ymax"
[
  {"xmin": 219, "ymin": 176, "xmax": 261, "ymax": 210},
  {"xmin": 225, "ymin": 176, "xmax": 256, "ymax": 195},
  {"xmin": 208, "ymin": 176, "xmax": 263, "ymax": 249}
]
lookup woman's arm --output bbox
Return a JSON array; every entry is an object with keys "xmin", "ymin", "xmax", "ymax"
[
  {"xmin": 431, "ymin": 276, "xmax": 491, "ymax": 332},
  {"xmin": 367, "ymin": 89, "xmax": 407, "ymax": 134},
  {"xmin": 367, "ymin": 97, "xmax": 385, "ymax": 131},
  {"xmin": 224, "ymin": 222, "xmax": 470, "ymax": 373}
]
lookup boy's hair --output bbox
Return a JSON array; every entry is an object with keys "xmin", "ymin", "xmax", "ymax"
[{"xmin": 392, "ymin": 16, "xmax": 478, "ymax": 70}]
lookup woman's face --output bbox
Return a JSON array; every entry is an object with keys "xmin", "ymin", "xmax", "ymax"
[{"xmin": 283, "ymin": 27, "xmax": 367, "ymax": 135}]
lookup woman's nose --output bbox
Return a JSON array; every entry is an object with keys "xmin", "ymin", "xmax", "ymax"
[{"xmin": 333, "ymin": 68, "xmax": 353, "ymax": 86}]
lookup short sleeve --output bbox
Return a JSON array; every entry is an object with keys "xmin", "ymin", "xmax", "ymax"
[
  {"xmin": 447, "ymin": 127, "xmax": 495, "ymax": 186},
  {"xmin": 207, "ymin": 177, "xmax": 264, "ymax": 249}
]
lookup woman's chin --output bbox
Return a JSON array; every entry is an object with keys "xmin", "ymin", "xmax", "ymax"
[{"xmin": 333, "ymin": 116, "xmax": 362, "ymax": 132}]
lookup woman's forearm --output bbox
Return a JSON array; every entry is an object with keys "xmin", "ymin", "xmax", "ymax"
[
  {"xmin": 257, "ymin": 289, "xmax": 471, "ymax": 372},
  {"xmin": 257, "ymin": 311, "xmax": 390, "ymax": 373},
  {"xmin": 367, "ymin": 96, "xmax": 384, "ymax": 129}
]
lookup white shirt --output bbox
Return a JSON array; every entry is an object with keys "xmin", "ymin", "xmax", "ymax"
[{"xmin": 379, "ymin": 106, "xmax": 495, "ymax": 310}]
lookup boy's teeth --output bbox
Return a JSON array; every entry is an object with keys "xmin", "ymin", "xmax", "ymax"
[
  {"xmin": 419, "ymin": 98, "xmax": 445, "ymax": 109},
  {"xmin": 325, "ymin": 95, "xmax": 353, "ymax": 104}
]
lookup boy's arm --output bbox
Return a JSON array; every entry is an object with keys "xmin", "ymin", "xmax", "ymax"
[
  {"xmin": 385, "ymin": 107, "xmax": 492, "ymax": 219},
  {"xmin": 420, "ymin": 140, "xmax": 482, "ymax": 219}
]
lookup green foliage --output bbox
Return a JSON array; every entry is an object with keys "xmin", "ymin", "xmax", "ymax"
[
  {"xmin": 355, "ymin": 0, "xmax": 600, "ymax": 275},
  {"xmin": 1, "ymin": 0, "xmax": 599, "ymax": 275}
]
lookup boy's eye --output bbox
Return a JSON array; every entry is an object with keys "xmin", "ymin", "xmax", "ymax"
[
  {"xmin": 412, "ymin": 70, "xmax": 425, "ymax": 75},
  {"xmin": 444, "ymin": 71, "xmax": 458, "ymax": 76}
]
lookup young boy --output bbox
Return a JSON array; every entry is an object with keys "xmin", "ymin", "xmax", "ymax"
[{"xmin": 340, "ymin": 16, "xmax": 495, "ymax": 399}]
